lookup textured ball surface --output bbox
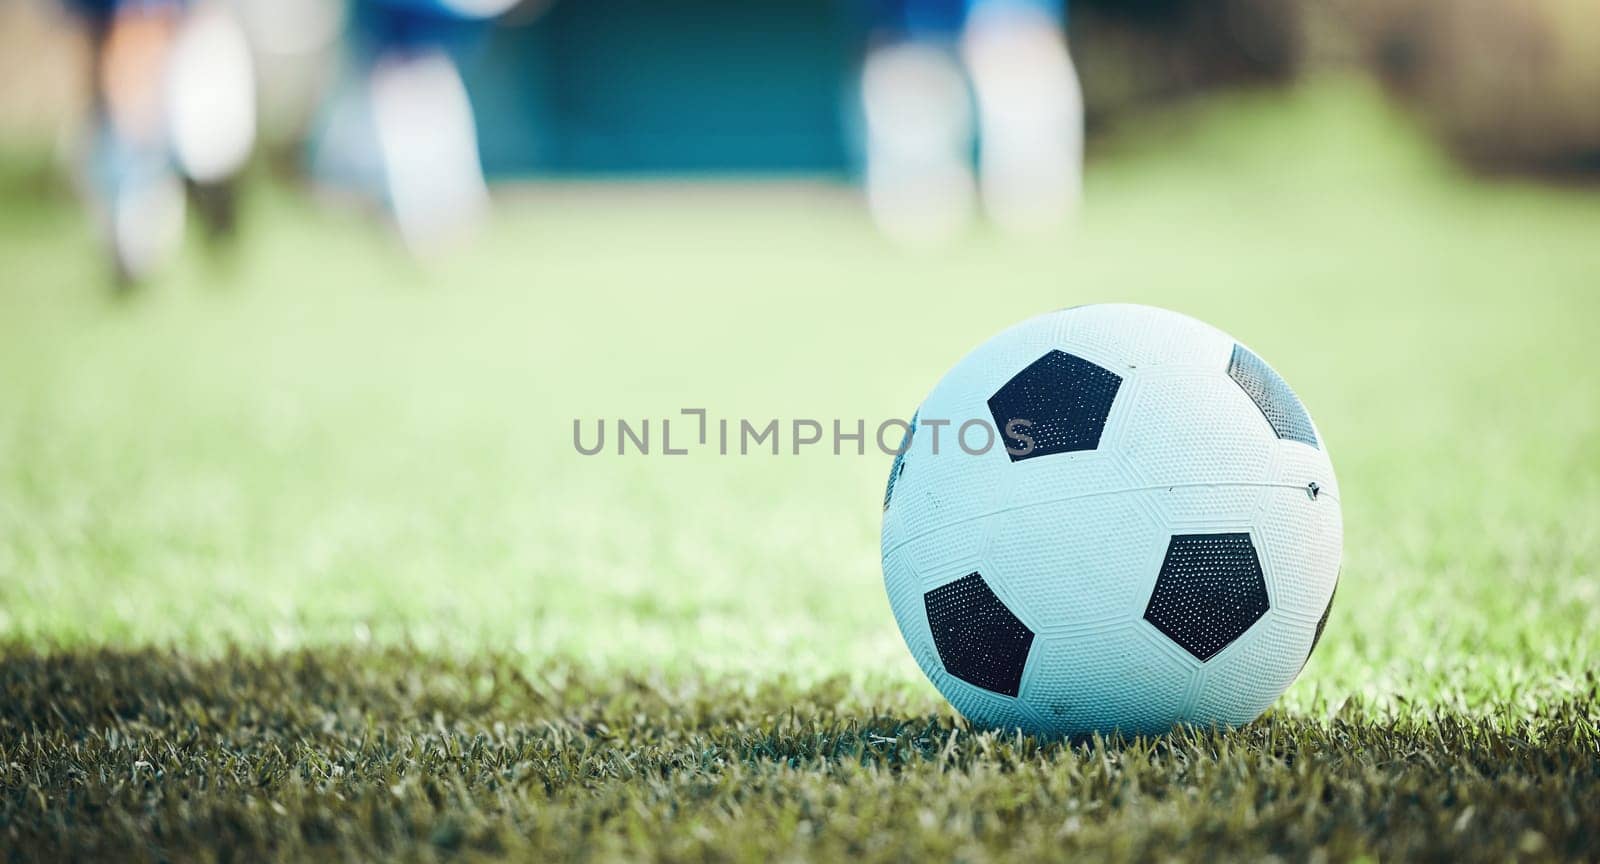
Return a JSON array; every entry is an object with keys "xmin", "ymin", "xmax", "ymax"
[{"xmin": 881, "ymin": 304, "xmax": 1342, "ymax": 737}]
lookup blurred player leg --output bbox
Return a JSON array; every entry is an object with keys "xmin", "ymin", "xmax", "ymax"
[
  {"xmin": 73, "ymin": 0, "xmax": 187, "ymax": 287},
  {"xmin": 311, "ymin": 0, "xmax": 512, "ymax": 257},
  {"xmin": 369, "ymin": 46, "xmax": 488, "ymax": 255},
  {"xmin": 305, "ymin": 45, "xmax": 386, "ymax": 213},
  {"xmin": 233, "ymin": 0, "xmax": 343, "ymax": 175},
  {"xmin": 962, "ymin": 0, "xmax": 1082, "ymax": 234},
  {"xmin": 165, "ymin": 0, "xmax": 257, "ymax": 245},
  {"xmin": 860, "ymin": 0, "xmax": 976, "ymax": 247}
]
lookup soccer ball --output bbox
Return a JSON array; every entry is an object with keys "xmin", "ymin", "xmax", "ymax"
[{"xmin": 881, "ymin": 304, "xmax": 1342, "ymax": 737}]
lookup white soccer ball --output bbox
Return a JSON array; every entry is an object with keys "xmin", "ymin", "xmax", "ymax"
[{"xmin": 881, "ymin": 304, "xmax": 1342, "ymax": 737}]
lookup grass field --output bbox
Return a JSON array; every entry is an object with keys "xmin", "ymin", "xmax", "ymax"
[{"xmin": 2, "ymin": 78, "xmax": 1598, "ymax": 861}]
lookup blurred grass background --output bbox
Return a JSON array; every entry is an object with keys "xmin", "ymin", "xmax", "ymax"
[{"xmin": 2, "ymin": 77, "xmax": 1596, "ymax": 717}]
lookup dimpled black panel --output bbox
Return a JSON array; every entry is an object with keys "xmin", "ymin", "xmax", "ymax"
[
  {"xmin": 1144, "ymin": 533, "xmax": 1269, "ymax": 662},
  {"xmin": 883, "ymin": 411, "xmax": 917, "ymax": 511},
  {"xmin": 1227, "ymin": 344, "xmax": 1319, "ymax": 448},
  {"xmin": 987, "ymin": 350, "xmax": 1122, "ymax": 462},
  {"xmin": 924, "ymin": 572, "xmax": 1035, "ymax": 697}
]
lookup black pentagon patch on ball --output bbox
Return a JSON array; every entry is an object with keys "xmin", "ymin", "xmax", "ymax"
[
  {"xmin": 987, "ymin": 350, "xmax": 1122, "ymax": 461},
  {"xmin": 1227, "ymin": 344, "xmax": 1318, "ymax": 448},
  {"xmin": 883, "ymin": 411, "xmax": 917, "ymax": 511},
  {"xmin": 1144, "ymin": 533, "xmax": 1270, "ymax": 662},
  {"xmin": 924, "ymin": 572, "xmax": 1035, "ymax": 697}
]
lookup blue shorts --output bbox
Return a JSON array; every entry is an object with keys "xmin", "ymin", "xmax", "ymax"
[
  {"xmin": 869, "ymin": 0, "xmax": 1064, "ymax": 38},
  {"xmin": 61, "ymin": 0, "xmax": 182, "ymax": 23},
  {"xmin": 352, "ymin": 0, "xmax": 503, "ymax": 50}
]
